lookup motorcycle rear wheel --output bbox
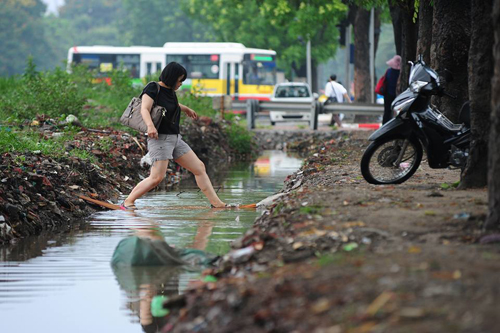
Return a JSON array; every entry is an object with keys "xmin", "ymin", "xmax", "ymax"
[{"xmin": 360, "ymin": 136, "xmax": 423, "ymax": 184}]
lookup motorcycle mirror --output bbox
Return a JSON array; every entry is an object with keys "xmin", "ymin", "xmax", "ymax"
[{"xmin": 444, "ymin": 69, "xmax": 454, "ymax": 83}]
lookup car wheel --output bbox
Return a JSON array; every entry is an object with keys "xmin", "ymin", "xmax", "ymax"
[{"xmin": 270, "ymin": 121, "xmax": 276, "ymax": 126}]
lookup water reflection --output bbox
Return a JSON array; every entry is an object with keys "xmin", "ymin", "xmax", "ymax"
[
  {"xmin": 0, "ymin": 150, "xmax": 303, "ymax": 333},
  {"xmin": 111, "ymin": 215, "xmax": 215, "ymax": 333}
]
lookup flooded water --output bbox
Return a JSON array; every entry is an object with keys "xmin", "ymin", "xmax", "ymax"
[{"xmin": 0, "ymin": 151, "xmax": 302, "ymax": 333}]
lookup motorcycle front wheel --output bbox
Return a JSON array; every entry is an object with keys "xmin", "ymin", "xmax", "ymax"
[{"xmin": 360, "ymin": 136, "xmax": 423, "ymax": 184}]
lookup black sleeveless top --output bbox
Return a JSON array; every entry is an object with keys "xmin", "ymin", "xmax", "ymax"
[{"xmin": 142, "ymin": 82, "xmax": 181, "ymax": 134}]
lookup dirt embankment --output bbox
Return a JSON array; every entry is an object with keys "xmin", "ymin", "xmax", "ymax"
[
  {"xmin": 0, "ymin": 117, "xmax": 246, "ymax": 244},
  {"xmin": 161, "ymin": 131, "xmax": 499, "ymax": 333}
]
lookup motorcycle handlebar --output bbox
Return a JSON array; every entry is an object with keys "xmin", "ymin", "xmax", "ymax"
[
  {"xmin": 438, "ymin": 87, "xmax": 457, "ymax": 99},
  {"xmin": 443, "ymin": 91, "xmax": 457, "ymax": 99}
]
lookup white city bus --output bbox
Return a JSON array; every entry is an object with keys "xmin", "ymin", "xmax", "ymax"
[{"xmin": 67, "ymin": 43, "xmax": 277, "ymax": 100}]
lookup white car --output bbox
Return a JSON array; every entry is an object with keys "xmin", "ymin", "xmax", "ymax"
[{"xmin": 269, "ymin": 82, "xmax": 316, "ymax": 125}]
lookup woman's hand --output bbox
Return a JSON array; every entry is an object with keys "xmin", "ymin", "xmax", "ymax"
[
  {"xmin": 147, "ymin": 124, "xmax": 158, "ymax": 139},
  {"xmin": 184, "ymin": 108, "xmax": 198, "ymax": 120}
]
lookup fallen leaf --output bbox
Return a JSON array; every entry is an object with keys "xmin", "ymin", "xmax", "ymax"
[
  {"xmin": 311, "ymin": 298, "xmax": 331, "ymax": 314},
  {"xmin": 408, "ymin": 246, "xmax": 422, "ymax": 254},
  {"xmin": 366, "ymin": 291, "xmax": 395, "ymax": 316},
  {"xmin": 399, "ymin": 307, "xmax": 425, "ymax": 318}
]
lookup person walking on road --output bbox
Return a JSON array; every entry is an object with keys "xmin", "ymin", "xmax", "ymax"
[
  {"xmin": 121, "ymin": 62, "xmax": 231, "ymax": 210},
  {"xmin": 325, "ymin": 74, "xmax": 351, "ymax": 128},
  {"xmin": 382, "ymin": 55, "xmax": 401, "ymax": 124}
]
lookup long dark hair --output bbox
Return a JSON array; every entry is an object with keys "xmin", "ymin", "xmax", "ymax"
[{"xmin": 159, "ymin": 62, "xmax": 187, "ymax": 87}]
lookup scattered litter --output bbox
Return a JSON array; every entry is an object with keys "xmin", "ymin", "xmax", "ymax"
[
  {"xmin": 454, "ymin": 212, "xmax": 470, "ymax": 220},
  {"xmin": 151, "ymin": 295, "xmax": 170, "ymax": 317},
  {"xmin": 203, "ymin": 275, "xmax": 218, "ymax": 283},
  {"xmin": 226, "ymin": 246, "xmax": 255, "ymax": 263},
  {"xmin": 343, "ymin": 242, "xmax": 358, "ymax": 251}
]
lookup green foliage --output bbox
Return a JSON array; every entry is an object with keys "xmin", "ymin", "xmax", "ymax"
[
  {"xmin": 121, "ymin": 0, "xmax": 208, "ymax": 46},
  {"xmin": 0, "ymin": 59, "xmax": 87, "ymax": 122},
  {"xmin": 0, "ymin": 0, "xmax": 55, "ymax": 75},
  {"xmin": 183, "ymin": 0, "xmax": 348, "ymax": 77},
  {"xmin": 224, "ymin": 122, "xmax": 256, "ymax": 155},
  {"xmin": 178, "ymin": 90, "xmax": 218, "ymax": 119}
]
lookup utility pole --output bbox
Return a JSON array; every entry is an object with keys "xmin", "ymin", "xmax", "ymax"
[
  {"xmin": 344, "ymin": 25, "xmax": 351, "ymax": 98},
  {"xmin": 306, "ymin": 38, "xmax": 312, "ymax": 87},
  {"xmin": 369, "ymin": 7, "xmax": 375, "ymax": 103}
]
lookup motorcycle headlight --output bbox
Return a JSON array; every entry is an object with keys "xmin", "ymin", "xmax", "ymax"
[
  {"xmin": 409, "ymin": 80, "xmax": 428, "ymax": 93},
  {"xmin": 393, "ymin": 98, "xmax": 415, "ymax": 115}
]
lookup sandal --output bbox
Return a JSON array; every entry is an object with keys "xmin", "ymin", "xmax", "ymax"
[
  {"xmin": 210, "ymin": 203, "xmax": 239, "ymax": 209},
  {"xmin": 120, "ymin": 202, "xmax": 137, "ymax": 211}
]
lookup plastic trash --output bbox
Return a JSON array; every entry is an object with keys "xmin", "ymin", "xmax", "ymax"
[
  {"xmin": 203, "ymin": 275, "xmax": 218, "ymax": 283},
  {"xmin": 343, "ymin": 242, "xmax": 358, "ymax": 251},
  {"xmin": 151, "ymin": 295, "xmax": 170, "ymax": 317},
  {"xmin": 453, "ymin": 212, "xmax": 470, "ymax": 220}
]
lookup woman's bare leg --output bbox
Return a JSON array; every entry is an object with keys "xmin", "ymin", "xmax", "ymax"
[
  {"xmin": 123, "ymin": 160, "xmax": 169, "ymax": 207},
  {"xmin": 174, "ymin": 151, "xmax": 226, "ymax": 207}
]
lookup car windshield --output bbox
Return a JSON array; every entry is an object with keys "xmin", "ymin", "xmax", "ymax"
[{"xmin": 275, "ymin": 86, "xmax": 310, "ymax": 98}]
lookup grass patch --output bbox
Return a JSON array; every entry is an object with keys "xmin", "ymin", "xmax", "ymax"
[{"xmin": 0, "ymin": 128, "xmax": 95, "ymax": 162}]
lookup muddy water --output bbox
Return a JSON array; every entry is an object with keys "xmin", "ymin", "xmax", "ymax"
[{"xmin": 0, "ymin": 150, "xmax": 302, "ymax": 333}]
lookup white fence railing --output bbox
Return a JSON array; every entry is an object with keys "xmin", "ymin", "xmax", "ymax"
[{"xmin": 230, "ymin": 100, "xmax": 383, "ymax": 130}]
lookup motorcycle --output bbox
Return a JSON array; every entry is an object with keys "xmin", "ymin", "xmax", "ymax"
[{"xmin": 360, "ymin": 55, "xmax": 470, "ymax": 185}]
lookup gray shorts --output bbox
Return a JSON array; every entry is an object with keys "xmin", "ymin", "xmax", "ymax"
[{"xmin": 147, "ymin": 134, "xmax": 192, "ymax": 164}]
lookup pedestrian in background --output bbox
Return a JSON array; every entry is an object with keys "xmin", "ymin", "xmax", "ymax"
[
  {"xmin": 324, "ymin": 74, "xmax": 351, "ymax": 128},
  {"xmin": 381, "ymin": 55, "xmax": 401, "ymax": 124}
]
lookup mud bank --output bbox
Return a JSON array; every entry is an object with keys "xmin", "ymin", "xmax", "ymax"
[
  {"xmin": 0, "ymin": 118, "xmax": 250, "ymax": 244},
  {"xmin": 161, "ymin": 131, "xmax": 499, "ymax": 333}
]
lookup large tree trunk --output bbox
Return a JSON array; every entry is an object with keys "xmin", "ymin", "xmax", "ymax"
[
  {"xmin": 398, "ymin": 0, "xmax": 418, "ymax": 92},
  {"xmin": 353, "ymin": 7, "xmax": 370, "ymax": 102},
  {"xmin": 431, "ymin": 0, "xmax": 471, "ymax": 123},
  {"xmin": 416, "ymin": 0, "xmax": 433, "ymax": 63},
  {"xmin": 485, "ymin": 0, "xmax": 500, "ymax": 230},
  {"xmin": 460, "ymin": 0, "xmax": 494, "ymax": 189},
  {"xmin": 388, "ymin": 3, "xmax": 402, "ymax": 56}
]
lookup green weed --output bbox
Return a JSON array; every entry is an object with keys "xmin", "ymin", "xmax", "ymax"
[
  {"xmin": 299, "ymin": 205, "xmax": 322, "ymax": 215},
  {"xmin": 0, "ymin": 128, "xmax": 95, "ymax": 162},
  {"xmin": 224, "ymin": 122, "xmax": 257, "ymax": 155}
]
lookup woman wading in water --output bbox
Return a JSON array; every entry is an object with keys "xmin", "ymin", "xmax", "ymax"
[{"xmin": 121, "ymin": 62, "xmax": 231, "ymax": 210}]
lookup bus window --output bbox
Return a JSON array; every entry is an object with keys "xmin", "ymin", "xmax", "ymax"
[
  {"xmin": 116, "ymin": 54, "xmax": 140, "ymax": 78},
  {"xmin": 146, "ymin": 62, "xmax": 153, "ymax": 75},
  {"xmin": 166, "ymin": 54, "xmax": 220, "ymax": 79},
  {"xmin": 242, "ymin": 54, "xmax": 277, "ymax": 86},
  {"xmin": 155, "ymin": 62, "xmax": 162, "ymax": 72},
  {"xmin": 72, "ymin": 54, "xmax": 140, "ymax": 78}
]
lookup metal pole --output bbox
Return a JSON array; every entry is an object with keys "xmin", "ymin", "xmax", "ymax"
[
  {"xmin": 306, "ymin": 39, "xmax": 312, "ymax": 87},
  {"xmin": 369, "ymin": 7, "xmax": 375, "ymax": 103},
  {"xmin": 345, "ymin": 25, "xmax": 351, "ymax": 99}
]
